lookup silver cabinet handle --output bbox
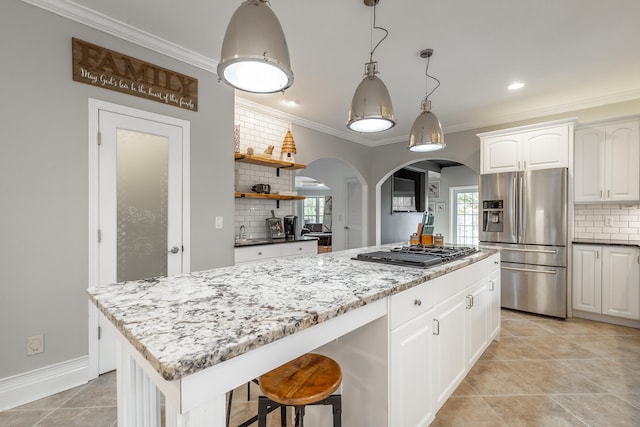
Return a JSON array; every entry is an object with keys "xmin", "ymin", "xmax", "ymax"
[
  {"xmin": 433, "ymin": 319, "xmax": 440, "ymax": 335},
  {"xmin": 466, "ymin": 295, "xmax": 473, "ymax": 309},
  {"xmin": 608, "ymin": 189, "xmax": 611, "ymax": 198},
  {"xmin": 600, "ymin": 190, "xmax": 603, "ymax": 198},
  {"xmin": 489, "ymin": 280, "xmax": 495, "ymax": 291},
  {"xmin": 502, "ymin": 247, "xmax": 558, "ymax": 254},
  {"xmin": 502, "ymin": 266, "xmax": 557, "ymax": 274},
  {"xmin": 168, "ymin": 246, "xmax": 180, "ymax": 254},
  {"xmin": 414, "ymin": 298, "xmax": 422, "ymax": 306}
]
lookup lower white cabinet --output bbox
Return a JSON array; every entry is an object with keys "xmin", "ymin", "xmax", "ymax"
[
  {"xmin": 234, "ymin": 240, "xmax": 317, "ymax": 264},
  {"xmin": 389, "ymin": 309, "xmax": 434, "ymax": 427},
  {"xmin": 488, "ymin": 270, "xmax": 501, "ymax": 340},
  {"xmin": 389, "ymin": 253, "xmax": 500, "ymax": 426},
  {"xmin": 572, "ymin": 244, "xmax": 640, "ymax": 320}
]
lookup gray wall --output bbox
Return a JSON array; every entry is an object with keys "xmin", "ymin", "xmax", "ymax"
[{"xmin": 0, "ymin": 2, "xmax": 233, "ymax": 378}]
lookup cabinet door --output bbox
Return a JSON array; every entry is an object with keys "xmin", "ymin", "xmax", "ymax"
[
  {"xmin": 234, "ymin": 245, "xmax": 281, "ymax": 264},
  {"xmin": 281, "ymin": 240, "xmax": 317, "ymax": 257},
  {"xmin": 572, "ymin": 245, "xmax": 602, "ymax": 313},
  {"xmin": 390, "ymin": 311, "xmax": 434, "ymax": 427},
  {"xmin": 605, "ymin": 121, "xmax": 640, "ymax": 202},
  {"xmin": 466, "ymin": 280, "xmax": 489, "ymax": 368},
  {"xmin": 522, "ymin": 125, "xmax": 569, "ymax": 170},
  {"xmin": 574, "ymin": 127, "xmax": 606, "ymax": 203},
  {"xmin": 432, "ymin": 293, "xmax": 467, "ymax": 408},
  {"xmin": 481, "ymin": 135, "xmax": 521, "ymax": 174},
  {"xmin": 602, "ymin": 246, "xmax": 640, "ymax": 319},
  {"xmin": 487, "ymin": 270, "xmax": 501, "ymax": 341}
]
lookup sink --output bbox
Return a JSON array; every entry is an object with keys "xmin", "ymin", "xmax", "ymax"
[{"xmin": 234, "ymin": 238, "xmax": 272, "ymax": 247}]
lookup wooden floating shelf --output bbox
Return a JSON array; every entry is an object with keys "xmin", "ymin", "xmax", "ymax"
[
  {"xmin": 234, "ymin": 153, "xmax": 306, "ymax": 170},
  {"xmin": 235, "ymin": 192, "xmax": 305, "ymax": 201}
]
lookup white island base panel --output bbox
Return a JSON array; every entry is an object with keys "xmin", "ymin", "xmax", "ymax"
[{"xmin": 114, "ymin": 299, "xmax": 388, "ymax": 427}]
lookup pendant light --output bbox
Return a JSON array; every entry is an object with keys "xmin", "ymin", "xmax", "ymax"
[
  {"xmin": 218, "ymin": 0, "xmax": 294, "ymax": 94},
  {"xmin": 347, "ymin": 0, "xmax": 397, "ymax": 133},
  {"xmin": 408, "ymin": 49, "xmax": 445, "ymax": 152}
]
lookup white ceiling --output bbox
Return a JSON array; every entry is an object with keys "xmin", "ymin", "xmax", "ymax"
[{"xmin": 65, "ymin": 0, "xmax": 640, "ymax": 146}]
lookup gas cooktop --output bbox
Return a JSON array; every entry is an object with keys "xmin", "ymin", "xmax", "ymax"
[{"xmin": 354, "ymin": 244, "xmax": 478, "ymax": 268}]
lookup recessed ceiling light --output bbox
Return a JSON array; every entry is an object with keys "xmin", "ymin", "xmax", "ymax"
[
  {"xmin": 283, "ymin": 99, "xmax": 300, "ymax": 106},
  {"xmin": 508, "ymin": 82, "xmax": 525, "ymax": 91}
]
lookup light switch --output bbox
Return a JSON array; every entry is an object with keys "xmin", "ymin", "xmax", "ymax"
[{"xmin": 215, "ymin": 217, "xmax": 223, "ymax": 229}]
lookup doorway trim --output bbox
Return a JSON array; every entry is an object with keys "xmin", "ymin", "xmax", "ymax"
[{"xmin": 87, "ymin": 98, "xmax": 191, "ymax": 379}]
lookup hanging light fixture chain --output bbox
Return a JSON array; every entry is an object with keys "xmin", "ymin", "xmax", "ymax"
[{"xmin": 369, "ymin": 2, "xmax": 389, "ymax": 63}]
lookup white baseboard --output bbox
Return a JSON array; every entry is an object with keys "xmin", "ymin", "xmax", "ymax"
[{"xmin": 0, "ymin": 356, "xmax": 89, "ymax": 411}]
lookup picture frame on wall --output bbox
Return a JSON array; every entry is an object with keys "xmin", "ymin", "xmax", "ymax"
[
  {"xmin": 428, "ymin": 181, "xmax": 440, "ymax": 199},
  {"xmin": 436, "ymin": 202, "xmax": 446, "ymax": 214},
  {"xmin": 428, "ymin": 202, "xmax": 435, "ymax": 213}
]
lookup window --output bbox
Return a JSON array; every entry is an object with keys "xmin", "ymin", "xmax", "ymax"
[
  {"xmin": 451, "ymin": 186, "xmax": 479, "ymax": 245},
  {"xmin": 303, "ymin": 196, "xmax": 325, "ymax": 225}
]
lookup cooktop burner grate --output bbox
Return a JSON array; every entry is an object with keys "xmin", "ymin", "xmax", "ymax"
[{"xmin": 354, "ymin": 245, "xmax": 478, "ymax": 268}]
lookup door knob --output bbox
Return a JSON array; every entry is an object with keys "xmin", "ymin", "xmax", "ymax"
[{"xmin": 169, "ymin": 246, "xmax": 180, "ymax": 254}]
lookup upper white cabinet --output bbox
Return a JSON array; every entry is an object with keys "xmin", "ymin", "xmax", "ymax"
[
  {"xmin": 478, "ymin": 120, "xmax": 573, "ymax": 174},
  {"xmin": 574, "ymin": 119, "xmax": 640, "ymax": 203}
]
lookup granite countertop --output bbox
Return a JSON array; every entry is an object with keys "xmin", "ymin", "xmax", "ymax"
[
  {"xmin": 87, "ymin": 245, "xmax": 497, "ymax": 381},
  {"xmin": 573, "ymin": 239, "xmax": 640, "ymax": 247}
]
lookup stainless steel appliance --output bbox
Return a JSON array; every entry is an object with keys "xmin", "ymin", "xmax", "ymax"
[
  {"xmin": 355, "ymin": 245, "xmax": 478, "ymax": 268},
  {"xmin": 284, "ymin": 215, "xmax": 297, "ymax": 240},
  {"xmin": 479, "ymin": 167, "xmax": 567, "ymax": 318}
]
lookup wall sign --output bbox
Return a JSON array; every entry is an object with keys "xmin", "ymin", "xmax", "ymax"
[{"xmin": 72, "ymin": 38, "xmax": 198, "ymax": 111}]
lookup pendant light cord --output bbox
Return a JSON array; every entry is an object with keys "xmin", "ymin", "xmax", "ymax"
[
  {"xmin": 425, "ymin": 55, "xmax": 441, "ymax": 100},
  {"xmin": 369, "ymin": 3, "xmax": 389, "ymax": 62}
]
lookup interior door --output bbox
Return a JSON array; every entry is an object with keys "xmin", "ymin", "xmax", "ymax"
[
  {"xmin": 344, "ymin": 177, "xmax": 363, "ymax": 249},
  {"xmin": 94, "ymin": 107, "xmax": 187, "ymax": 374}
]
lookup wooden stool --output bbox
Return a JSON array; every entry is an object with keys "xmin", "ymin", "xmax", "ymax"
[{"xmin": 258, "ymin": 353, "xmax": 342, "ymax": 427}]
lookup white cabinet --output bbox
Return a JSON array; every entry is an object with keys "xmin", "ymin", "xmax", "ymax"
[
  {"xmin": 390, "ymin": 309, "xmax": 434, "ymax": 427},
  {"xmin": 572, "ymin": 244, "xmax": 640, "ymax": 320},
  {"xmin": 487, "ymin": 270, "xmax": 501, "ymax": 341},
  {"xmin": 388, "ymin": 253, "xmax": 500, "ymax": 427},
  {"xmin": 466, "ymin": 279, "xmax": 489, "ymax": 368},
  {"xmin": 574, "ymin": 119, "xmax": 640, "ymax": 203},
  {"xmin": 234, "ymin": 240, "xmax": 317, "ymax": 264},
  {"xmin": 432, "ymin": 291, "xmax": 467, "ymax": 409},
  {"xmin": 572, "ymin": 245, "xmax": 602, "ymax": 313},
  {"xmin": 479, "ymin": 121, "xmax": 572, "ymax": 174},
  {"xmin": 602, "ymin": 246, "xmax": 640, "ymax": 319}
]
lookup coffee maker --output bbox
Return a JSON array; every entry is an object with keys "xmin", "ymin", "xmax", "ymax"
[{"xmin": 283, "ymin": 215, "xmax": 297, "ymax": 240}]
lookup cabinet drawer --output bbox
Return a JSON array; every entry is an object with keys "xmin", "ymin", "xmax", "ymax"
[
  {"xmin": 281, "ymin": 240, "xmax": 317, "ymax": 257},
  {"xmin": 389, "ymin": 281, "xmax": 436, "ymax": 330},
  {"xmin": 235, "ymin": 245, "xmax": 281, "ymax": 264}
]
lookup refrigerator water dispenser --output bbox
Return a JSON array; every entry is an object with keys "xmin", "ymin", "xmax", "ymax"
[{"xmin": 482, "ymin": 200, "xmax": 504, "ymax": 232}]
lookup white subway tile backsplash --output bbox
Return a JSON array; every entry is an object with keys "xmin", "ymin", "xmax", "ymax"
[{"xmin": 574, "ymin": 203, "xmax": 640, "ymax": 240}]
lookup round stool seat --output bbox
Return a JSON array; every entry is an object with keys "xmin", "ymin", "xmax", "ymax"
[{"xmin": 259, "ymin": 353, "xmax": 342, "ymax": 407}]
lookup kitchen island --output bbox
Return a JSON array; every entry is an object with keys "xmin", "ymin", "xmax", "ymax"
[{"xmin": 87, "ymin": 245, "xmax": 500, "ymax": 426}]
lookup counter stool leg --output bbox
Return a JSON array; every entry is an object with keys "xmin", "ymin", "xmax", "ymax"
[{"xmin": 294, "ymin": 406, "xmax": 305, "ymax": 427}]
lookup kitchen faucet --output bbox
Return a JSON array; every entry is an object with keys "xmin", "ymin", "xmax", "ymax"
[{"xmin": 239, "ymin": 225, "xmax": 247, "ymax": 240}]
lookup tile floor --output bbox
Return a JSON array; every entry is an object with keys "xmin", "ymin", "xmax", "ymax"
[{"xmin": 2, "ymin": 309, "xmax": 639, "ymax": 426}]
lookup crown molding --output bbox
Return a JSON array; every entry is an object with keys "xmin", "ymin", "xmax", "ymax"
[{"xmin": 20, "ymin": 0, "xmax": 217, "ymax": 73}]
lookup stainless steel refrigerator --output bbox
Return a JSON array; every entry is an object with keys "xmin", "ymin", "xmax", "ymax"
[{"xmin": 479, "ymin": 167, "xmax": 567, "ymax": 318}]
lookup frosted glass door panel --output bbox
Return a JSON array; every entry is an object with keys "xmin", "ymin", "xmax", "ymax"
[{"xmin": 117, "ymin": 129, "xmax": 169, "ymax": 282}]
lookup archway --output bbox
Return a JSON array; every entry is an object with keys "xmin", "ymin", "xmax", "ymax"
[
  {"xmin": 296, "ymin": 157, "xmax": 367, "ymax": 251},
  {"xmin": 376, "ymin": 159, "xmax": 479, "ymax": 245}
]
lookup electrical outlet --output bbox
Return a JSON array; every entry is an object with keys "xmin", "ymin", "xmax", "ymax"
[
  {"xmin": 27, "ymin": 334, "xmax": 44, "ymax": 356},
  {"xmin": 215, "ymin": 216, "xmax": 223, "ymax": 229},
  {"xmin": 604, "ymin": 216, "xmax": 613, "ymax": 227}
]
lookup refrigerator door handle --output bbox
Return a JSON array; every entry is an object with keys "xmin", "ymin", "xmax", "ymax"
[
  {"xmin": 518, "ymin": 174, "xmax": 525, "ymax": 241},
  {"xmin": 513, "ymin": 175, "xmax": 519, "ymax": 241},
  {"xmin": 502, "ymin": 266, "xmax": 558, "ymax": 275},
  {"xmin": 502, "ymin": 247, "xmax": 559, "ymax": 255}
]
